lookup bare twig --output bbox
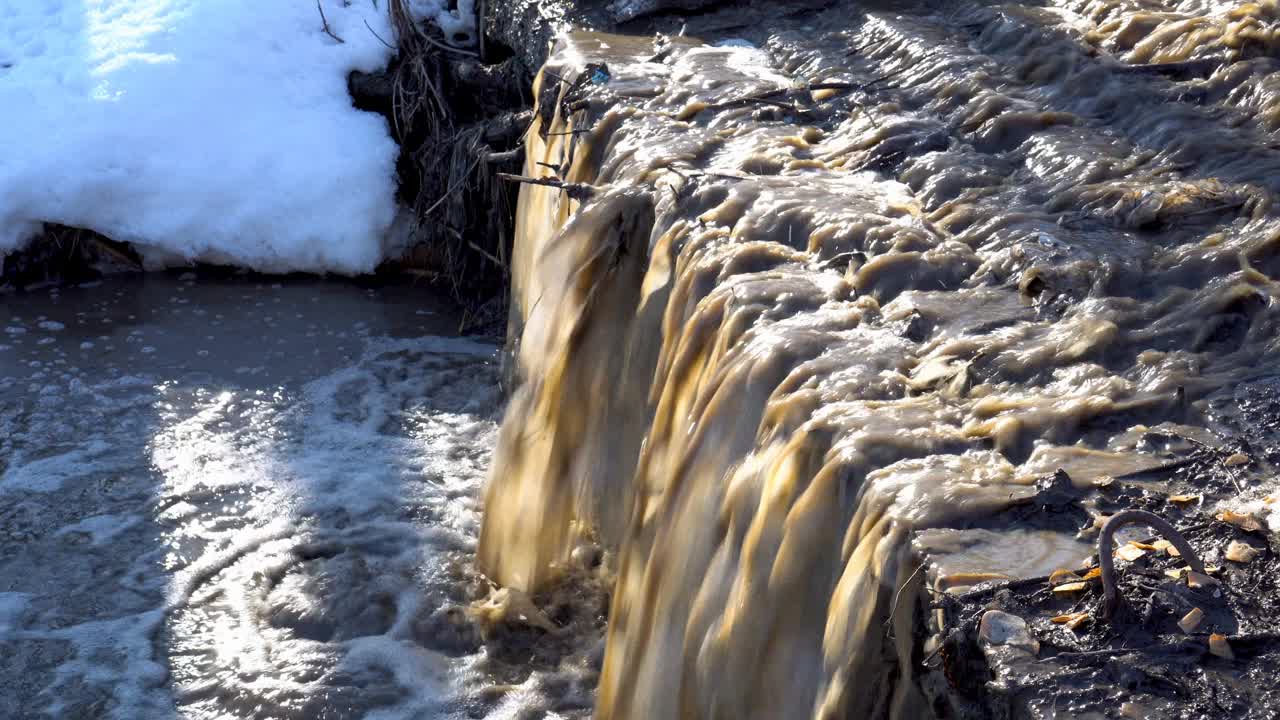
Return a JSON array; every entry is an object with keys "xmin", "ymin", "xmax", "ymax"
[
  {"xmin": 485, "ymin": 148, "xmax": 524, "ymax": 164},
  {"xmin": 422, "ymin": 155, "xmax": 483, "ymax": 216},
  {"xmin": 363, "ymin": 18, "xmax": 395, "ymax": 50},
  {"xmin": 498, "ymin": 173, "xmax": 597, "ymax": 201},
  {"xmin": 422, "ymin": 33, "xmax": 479, "ymax": 57},
  {"xmin": 317, "ymin": 0, "xmax": 345, "ymax": 43}
]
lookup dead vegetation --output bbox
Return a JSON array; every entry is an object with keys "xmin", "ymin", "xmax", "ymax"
[{"xmin": 378, "ymin": 0, "xmax": 527, "ymax": 309}]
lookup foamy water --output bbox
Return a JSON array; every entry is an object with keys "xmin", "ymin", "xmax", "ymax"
[{"xmin": 0, "ymin": 275, "xmax": 508, "ymax": 719}]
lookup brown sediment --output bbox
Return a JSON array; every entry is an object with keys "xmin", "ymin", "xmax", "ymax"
[{"xmin": 477, "ymin": 1, "xmax": 1280, "ymax": 717}]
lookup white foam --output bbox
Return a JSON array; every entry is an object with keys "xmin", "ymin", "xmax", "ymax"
[{"xmin": 55, "ymin": 513, "xmax": 142, "ymax": 546}]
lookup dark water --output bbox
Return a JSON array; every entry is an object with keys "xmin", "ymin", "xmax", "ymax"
[{"xmin": 0, "ymin": 274, "xmax": 511, "ymax": 719}]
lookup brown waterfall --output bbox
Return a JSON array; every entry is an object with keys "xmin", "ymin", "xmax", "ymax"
[{"xmin": 478, "ymin": 2, "xmax": 1280, "ymax": 717}]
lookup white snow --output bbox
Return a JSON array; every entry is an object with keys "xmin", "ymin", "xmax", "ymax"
[{"xmin": 0, "ymin": 0, "xmax": 474, "ymax": 274}]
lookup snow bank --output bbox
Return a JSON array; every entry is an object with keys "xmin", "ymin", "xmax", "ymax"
[{"xmin": 0, "ymin": 0, "xmax": 472, "ymax": 274}]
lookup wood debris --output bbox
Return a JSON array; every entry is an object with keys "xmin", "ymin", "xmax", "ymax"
[
  {"xmin": 1223, "ymin": 452, "xmax": 1249, "ymax": 467},
  {"xmin": 1053, "ymin": 581, "xmax": 1090, "ymax": 594},
  {"xmin": 1187, "ymin": 570, "xmax": 1219, "ymax": 589},
  {"xmin": 1114, "ymin": 542, "xmax": 1148, "ymax": 562},
  {"xmin": 1217, "ymin": 510, "xmax": 1264, "ymax": 533},
  {"xmin": 1178, "ymin": 607, "xmax": 1204, "ymax": 633},
  {"xmin": 1049, "ymin": 569, "xmax": 1081, "ymax": 585},
  {"xmin": 1209, "ymin": 633, "xmax": 1234, "ymax": 659},
  {"xmin": 1050, "ymin": 612, "xmax": 1090, "ymax": 630}
]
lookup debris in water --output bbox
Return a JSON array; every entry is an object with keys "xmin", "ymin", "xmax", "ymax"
[
  {"xmin": 1169, "ymin": 494, "xmax": 1201, "ymax": 505},
  {"xmin": 469, "ymin": 587, "xmax": 560, "ymax": 636}
]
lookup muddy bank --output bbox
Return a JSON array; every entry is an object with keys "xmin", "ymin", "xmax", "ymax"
[{"xmin": 478, "ymin": 0, "xmax": 1280, "ymax": 718}]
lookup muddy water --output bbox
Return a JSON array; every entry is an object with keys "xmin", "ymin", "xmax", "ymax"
[
  {"xmin": 0, "ymin": 275, "xmax": 544, "ymax": 719},
  {"xmin": 480, "ymin": 1, "xmax": 1280, "ymax": 718}
]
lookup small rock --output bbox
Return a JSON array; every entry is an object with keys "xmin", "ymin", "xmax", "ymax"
[{"xmin": 979, "ymin": 610, "xmax": 1039, "ymax": 654}]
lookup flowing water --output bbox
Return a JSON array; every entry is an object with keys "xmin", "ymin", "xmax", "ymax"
[
  {"xmin": 0, "ymin": 274, "xmax": 567, "ymax": 719},
  {"xmin": 479, "ymin": 1, "xmax": 1280, "ymax": 718},
  {"xmin": 6, "ymin": 1, "xmax": 1280, "ymax": 718}
]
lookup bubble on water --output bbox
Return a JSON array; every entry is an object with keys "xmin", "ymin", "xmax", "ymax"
[
  {"xmin": 141, "ymin": 346, "xmax": 156, "ymax": 354},
  {"xmin": 5, "ymin": 326, "xmax": 26, "ymax": 335},
  {"xmin": 37, "ymin": 337, "xmax": 55, "ymax": 345},
  {"xmin": 80, "ymin": 341, "xmax": 94, "ymax": 350},
  {"xmin": 38, "ymin": 320, "xmax": 65, "ymax": 331}
]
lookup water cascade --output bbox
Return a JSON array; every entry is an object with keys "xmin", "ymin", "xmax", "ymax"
[{"xmin": 480, "ymin": 3, "xmax": 1280, "ymax": 716}]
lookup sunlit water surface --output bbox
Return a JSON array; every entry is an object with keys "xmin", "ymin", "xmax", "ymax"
[{"xmin": 0, "ymin": 274, "xmax": 505, "ymax": 719}]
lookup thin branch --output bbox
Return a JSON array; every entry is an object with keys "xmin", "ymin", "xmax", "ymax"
[
  {"xmin": 317, "ymin": 0, "xmax": 345, "ymax": 44},
  {"xmin": 422, "ymin": 155, "xmax": 483, "ymax": 217},
  {"xmin": 498, "ymin": 173, "xmax": 597, "ymax": 201},
  {"xmin": 363, "ymin": 18, "xmax": 395, "ymax": 50},
  {"xmin": 421, "ymin": 33, "xmax": 480, "ymax": 58}
]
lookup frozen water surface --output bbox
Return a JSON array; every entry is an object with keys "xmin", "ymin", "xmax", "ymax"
[{"xmin": 0, "ymin": 274, "xmax": 504, "ymax": 719}]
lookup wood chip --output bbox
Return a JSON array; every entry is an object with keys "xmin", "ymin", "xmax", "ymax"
[
  {"xmin": 1217, "ymin": 510, "xmax": 1264, "ymax": 533},
  {"xmin": 1225, "ymin": 540, "xmax": 1260, "ymax": 564},
  {"xmin": 1115, "ymin": 543, "xmax": 1148, "ymax": 562},
  {"xmin": 1165, "ymin": 567, "xmax": 1189, "ymax": 580},
  {"xmin": 1187, "ymin": 571, "xmax": 1219, "ymax": 589},
  {"xmin": 1169, "ymin": 494, "xmax": 1201, "ymax": 505},
  {"xmin": 1049, "ymin": 569, "xmax": 1081, "ymax": 585},
  {"xmin": 1224, "ymin": 452, "xmax": 1250, "ymax": 467},
  {"xmin": 1051, "ymin": 612, "xmax": 1091, "ymax": 630},
  {"xmin": 1209, "ymin": 633, "xmax": 1234, "ymax": 659},
  {"xmin": 1130, "ymin": 541, "xmax": 1160, "ymax": 552},
  {"xmin": 1082, "ymin": 567, "xmax": 1102, "ymax": 580},
  {"xmin": 1178, "ymin": 607, "xmax": 1204, "ymax": 634},
  {"xmin": 1053, "ymin": 581, "xmax": 1090, "ymax": 594}
]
